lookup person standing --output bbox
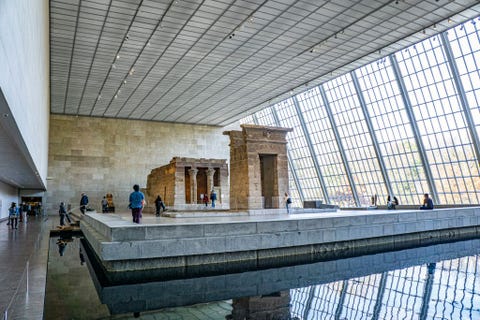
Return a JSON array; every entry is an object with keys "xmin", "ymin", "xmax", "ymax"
[
  {"xmin": 101, "ymin": 196, "xmax": 108, "ymax": 213},
  {"xmin": 284, "ymin": 192, "xmax": 292, "ymax": 213},
  {"xmin": 18, "ymin": 203, "xmax": 23, "ymax": 222},
  {"xmin": 210, "ymin": 189, "xmax": 217, "ymax": 208},
  {"xmin": 129, "ymin": 184, "xmax": 145, "ymax": 224},
  {"xmin": 80, "ymin": 192, "xmax": 89, "ymax": 214},
  {"xmin": 154, "ymin": 195, "xmax": 166, "ymax": 216},
  {"xmin": 419, "ymin": 193, "xmax": 434, "ymax": 210},
  {"xmin": 59, "ymin": 202, "xmax": 67, "ymax": 226},
  {"xmin": 203, "ymin": 193, "xmax": 209, "ymax": 207},
  {"xmin": 8, "ymin": 202, "xmax": 19, "ymax": 229}
]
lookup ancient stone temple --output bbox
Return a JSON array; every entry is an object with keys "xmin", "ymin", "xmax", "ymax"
[
  {"xmin": 224, "ymin": 124, "xmax": 292, "ymax": 210},
  {"xmin": 146, "ymin": 157, "xmax": 229, "ymax": 210}
]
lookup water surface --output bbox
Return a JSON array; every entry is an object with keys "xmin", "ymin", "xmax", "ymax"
[{"xmin": 44, "ymin": 236, "xmax": 480, "ymax": 319}]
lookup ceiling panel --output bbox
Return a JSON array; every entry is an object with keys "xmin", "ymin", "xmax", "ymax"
[{"xmin": 50, "ymin": 0, "xmax": 480, "ymax": 126}]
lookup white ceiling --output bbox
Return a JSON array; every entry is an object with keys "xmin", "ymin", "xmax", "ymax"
[{"xmin": 49, "ymin": 0, "xmax": 480, "ymax": 126}]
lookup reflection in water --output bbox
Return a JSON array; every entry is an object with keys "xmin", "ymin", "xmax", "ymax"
[
  {"xmin": 45, "ymin": 237, "xmax": 480, "ymax": 319},
  {"xmin": 229, "ymin": 292, "xmax": 295, "ymax": 320},
  {"xmin": 290, "ymin": 259, "xmax": 480, "ymax": 319},
  {"xmin": 56, "ymin": 236, "xmax": 73, "ymax": 256},
  {"xmin": 79, "ymin": 247, "xmax": 85, "ymax": 265}
]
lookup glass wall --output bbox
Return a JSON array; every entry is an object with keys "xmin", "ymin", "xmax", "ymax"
[
  {"xmin": 241, "ymin": 15, "xmax": 480, "ymax": 207},
  {"xmin": 395, "ymin": 36, "xmax": 480, "ymax": 204}
]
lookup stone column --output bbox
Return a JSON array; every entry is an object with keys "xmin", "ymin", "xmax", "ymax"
[
  {"xmin": 206, "ymin": 168, "xmax": 215, "ymax": 195},
  {"xmin": 188, "ymin": 168, "xmax": 198, "ymax": 204}
]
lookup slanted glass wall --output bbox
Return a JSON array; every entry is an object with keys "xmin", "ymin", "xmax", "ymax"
[{"xmin": 241, "ymin": 16, "xmax": 480, "ymax": 207}]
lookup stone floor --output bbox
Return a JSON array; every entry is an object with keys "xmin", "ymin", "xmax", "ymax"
[
  {"xmin": 0, "ymin": 214, "xmax": 236, "ymax": 320},
  {"xmin": 0, "ymin": 215, "xmax": 53, "ymax": 320}
]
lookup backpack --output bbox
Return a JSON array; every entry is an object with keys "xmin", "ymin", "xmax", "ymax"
[{"xmin": 287, "ymin": 197, "xmax": 292, "ymax": 204}]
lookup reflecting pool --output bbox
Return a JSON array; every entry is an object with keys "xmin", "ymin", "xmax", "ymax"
[{"xmin": 44, "ymin": 235, "xmax": 480, "ymax": 319}]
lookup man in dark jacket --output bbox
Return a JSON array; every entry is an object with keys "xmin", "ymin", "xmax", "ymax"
[
  {"xmin": 419, "ymin": 193, "xmax": 434, "ymax": 210},
  {"xmin": 210, "ymin": 190, "xmax": 217, "ymax": 208},
  {"xmin": 154, "ymin": 195, "xmax": 166, "ymax": 216},
  {"xmin": 80, "ymin": 192, "xmax": 89, "ymax": 214}
]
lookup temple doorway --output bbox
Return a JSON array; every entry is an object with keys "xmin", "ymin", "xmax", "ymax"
[{"xmin": 260, "ymin": 154, "xmax": 277, "ymax": 208}]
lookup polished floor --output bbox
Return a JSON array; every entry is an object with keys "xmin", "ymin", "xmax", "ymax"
[
  {"xmin": 0, "ymin": 215, "xmax": 53, "ymax": 320},
  {"xmin": 1, "ymin": 209, "xmax": 478, "ymax": 319}
]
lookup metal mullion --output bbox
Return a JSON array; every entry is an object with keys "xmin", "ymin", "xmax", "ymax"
[
  {"xmin": 459, "ymin": 257, "xmax": 470, "ymax": 318},
  {"xmin": 420, "ymin": 263, "xmax": 436, "ymax": 320},
  {"xmin": 384, "ymin": 272, "xmax": 400, "ymax": 319},
  {"xmin": 351, "ymin": 71, "xmax": 393, "ymax": 197},
  {"xmin": 441, "ymin": 32, "xmax": 480, "ymax": 175},
  {"xmin": 335, "ymin": 281, "xmax": 349, "ymax": 320},
  {"xmin": 470, "ymin": 256, "xmax": 478, "ymax": 319},
  {"xmin": 302, "ymin": 286, "xmax": 316, "ymax": 320},
  {"xmin": 254, "ymin": 112, "xmax": 305, "ymax": 203},
  {"xmin": 323, "ymin": 284, "xmax": 339, "ymax": 317},
  {"xmin": 363, "ymin": 275, "xmax": 378, "ymax": 319},
  {"xmin": 390, "ymin": 54, "xmax": 439, "ymax": 204},
  {"xmin": 292, "ymin": 95, "xmax": 330, "ymax": 203},
  {"xmin": 372, "ymin": 272, "xmax": 388, "ymax": 320},
  {"xmin": 319, "ymin": 85, "xmax": 361, "ymax": 206}
]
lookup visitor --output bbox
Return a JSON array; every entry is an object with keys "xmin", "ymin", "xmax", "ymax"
[
  {"xmin": 210, "ymin": 189, "xmax": 217, "ymax": 208},
  {"xmin": 101, "ymin": 196, "xmax": 108, "ymax": 213},
  {"xmin": 387, "ymin": 195, "xmax": 399, "ymax": 210},
  {"xmin": 419, "ymin": 193, "xmax": 434, "ymax": 210},
  {"xmin": 129, "ymin": 184, "xmax": 145, "ymax": 224},
  {"xmin": 203, "ymin": 193, "xmax": 209, "ymax": 207},
  {"xmin": 8, "ymin": 202, "xmax": 19, "ymax": 229},
  {"xmin": 18, "ymin": 203, "xmax": 23, "ymax": 222},
  {"xmin": 154, "ymin": 195, "xmax": 166, "ymax": 216},
  {"xmin": 80, "ymin": 192, "xmax": 89, "ymax": 214},
  {"xmin": 22, "ymin": 202, "xmax": 28, "ymax": 218},
  {"xmin": 284, "ymin": 192, "xmax": 292, "ymax": 213},
  {"xmin": 59, "ymin": 202, "xmax": 67, "ymax": 226},
  {"xmin": 57, "ymin": 238, "xmax": 67, "ymax": 256}
]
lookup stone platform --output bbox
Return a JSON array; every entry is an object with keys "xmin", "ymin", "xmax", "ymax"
[{"xmin": 80, "ymin": 207, "xmax": 480, "ymax": 272}]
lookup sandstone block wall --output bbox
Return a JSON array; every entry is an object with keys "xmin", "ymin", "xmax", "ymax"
[
  {"xmin": 146, "ymin": 162, "xmax": 177, "ymax": 206},
  {"xmin": 146, "ymin": 157, "xmax": 229, "ymax": 209},
  {"xmin": 46, "ymin": 115, "xmax": 229, "ymax": 214},
  {"xmin": 225, "ymin": 125, "xmax": 292, "ymax": 210},
  {"xmin": 227, "ymin": 131, "xmax": 248, "ymax": 210}
]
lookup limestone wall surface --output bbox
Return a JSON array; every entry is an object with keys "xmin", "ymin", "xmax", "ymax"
[{"xmin": 46, "ymin": 115, "xmax": 229, "ymax": 214}]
